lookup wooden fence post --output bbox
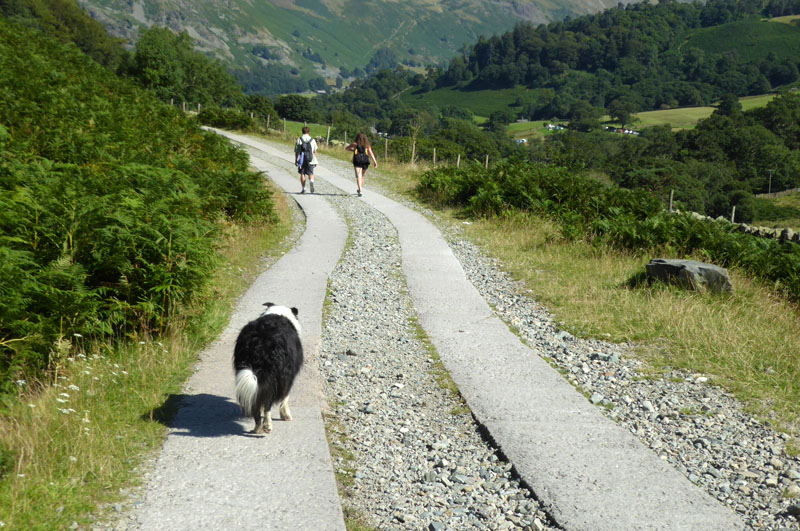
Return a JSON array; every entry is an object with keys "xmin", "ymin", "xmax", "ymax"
[
  {"xmin": 411, "ymin": 141, "xmax": 416, "ymax": 166},
  {"xmin": 485, "ymin": 154, "xmax": 489, "ymax": 168},
  {"xmin": 197, "ymin": 103, "xmax": 201, "ymax": 113},
  {"xmin": 384, "ymin": 137, "xmax": 388, "ymax": 161},
  {"xmin": 283, "ymin": 118, "xmax": 286, "ymax": 133},
  {"xmin": 457, "ymin": 154, "xmax": 461, "ymax": 168},
  {"xmin": 344, "ymin": 131, "xmax": 347, "ymax": 145},
  {"xmin": 326, "ymin": 126, "xmax": 331, "ymax": 145},
  {"xmin": 433, "ymin": 147, "xmax": 436, "ymax": 167},
  {"xmin": 266, "ymin": 115, "xmax": 270, "ymax": 130},
  {"xmin": 731, "ymin": 205, "xmax": 736, "ymax": 223},
  {"xmin": 669, "ymin": 190, "xmax": 674, "ymax": 213}
]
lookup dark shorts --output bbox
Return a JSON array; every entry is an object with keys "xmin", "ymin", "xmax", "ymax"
[
  {"xmin": 298, "ymin": 161, "xmax": 315, "ymax": 175},
  {"xmin": 353, "ymin": 163, "xmax": 369, "ymax": 170}
]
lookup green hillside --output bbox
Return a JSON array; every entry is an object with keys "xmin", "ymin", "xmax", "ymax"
[
  {"xmin": 684, "ymin": 18, "xmax": 800, "ymax": 63},
  {"xmin": 75, "ymin": 0, "xmax": 641, "ymax": 92},
  {"xmin": 0, "ymin": 15, "xmax": 273, "ymax": 391}
]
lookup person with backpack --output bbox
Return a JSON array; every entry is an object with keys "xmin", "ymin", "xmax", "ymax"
[
  {"xmin": 345, "ymin": 132, "xmax": 378, "ymax": 197},
  {"xmin": 295, "ymin": 126, "xmax": 318, "ymax": 193}
]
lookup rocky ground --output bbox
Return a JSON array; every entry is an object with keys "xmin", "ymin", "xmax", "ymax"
[{"xmin": 317, "ymin": 171, "xmax": 800, "ymax": 530}]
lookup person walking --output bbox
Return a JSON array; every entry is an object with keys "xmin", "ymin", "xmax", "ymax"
[
  {"xmin": 295, "ymin": 126, "xmax": 318, "ymax": 193},
  {"xmin": 345, "ymin": 132, "xmax": 378, "ymax": 197}
]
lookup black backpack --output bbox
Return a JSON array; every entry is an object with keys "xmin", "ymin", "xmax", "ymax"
[
  {"xmin": 353, "ymin": 144, "xmax": 370, "ymax": 165},
  {"xmin": 301, "ymin": 138, "xmax": 314, "ymax": 165}
]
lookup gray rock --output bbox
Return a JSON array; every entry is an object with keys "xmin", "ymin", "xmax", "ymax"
[{"xmin": 645, "ymin": 258, "xmax": 732, "ymax": 293}]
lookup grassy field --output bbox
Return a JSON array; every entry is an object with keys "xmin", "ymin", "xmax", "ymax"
[
  {"xmin": 753, "ymin": 191, "xmax": 800, "ymax": 231},
  {"xmin": 402, "ymin": 85, "xmax": 538, "ymax": 119},
  {"xmin": 506, "ymin": 120, "xmax": 553, "ymax": 141},
  {"xmin": 366, "ymin": 162, "xmax": 800, "ymax": 452},
  {"xmin": 684, "ymin": 18, "xmax": 800, "ymax": 63},
  {"xmin": 620, "ymin": 94, "xmax": 778, "ymax": 130},
  {"xmin": 770, "ymin": 14, "xmax": 800, "ymax": 24},
  {"xmin": 0, "ymin": 179, "xmax": 296, "ymax": 529}
]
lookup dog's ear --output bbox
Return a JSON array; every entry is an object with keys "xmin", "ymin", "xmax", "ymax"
[
  {"xmin": 262, "ymin": 302, "xmax": 274, "ymax": 308},
  {"xmin": 291, "ymin": 307, "xmax": 299, "ymax": 317}
]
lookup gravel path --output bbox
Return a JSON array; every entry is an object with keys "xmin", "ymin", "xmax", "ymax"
[{"xmin": 316, "ymin": 176, "xmax": 555, "ymax": 530}]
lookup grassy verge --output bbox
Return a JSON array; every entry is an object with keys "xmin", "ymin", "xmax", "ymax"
[
  {"xmin": 0, "ymin": 177, "xmax": 295, "ymax": 529},
  {"xmin": 459, "ymin": 212, "xmax": 800, "ymax": 443}
]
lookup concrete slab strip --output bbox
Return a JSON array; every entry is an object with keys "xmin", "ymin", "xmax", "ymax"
[{"xmin": 130, "ymin": 144, "xmax": 347, "ymax": 530}]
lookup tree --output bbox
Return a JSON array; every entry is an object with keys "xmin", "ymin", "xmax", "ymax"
[
  {"xmin": 485, "ymin": 109, "xmax": 515, "ymax": 134},
  {"xmin": 275, "ymin": 94, "xmax": 313, "ymax": 122},
  {"xmin": 607, "ymin": 98, "xmax": 637, "ymax": 128}
]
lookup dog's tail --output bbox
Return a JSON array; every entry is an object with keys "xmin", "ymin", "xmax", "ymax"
[{"xmin": 234, "ymin": 368, "xmax": 259, "ymax": 416}]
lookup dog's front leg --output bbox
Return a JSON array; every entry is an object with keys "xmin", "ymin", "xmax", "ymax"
[{"xmin": 279, "ymin": 397, "xmax": 292, "ymax": 421}]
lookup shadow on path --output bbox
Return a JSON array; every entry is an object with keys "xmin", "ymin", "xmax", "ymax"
[{"xmin": 144, "ymin": 393, "xmax": 247, "ymax": 438}]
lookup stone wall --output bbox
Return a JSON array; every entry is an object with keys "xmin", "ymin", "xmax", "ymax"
[{"xmin": 685, "ymin": 211, "xmax": 800, "ymax": 245}]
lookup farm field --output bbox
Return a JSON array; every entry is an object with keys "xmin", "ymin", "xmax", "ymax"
[
  {"xmin": 402, "ymin": 85, "xmax": 537, "ymax": 118},
  {"xmin": 628, "ymin": 94, "xmax": 777, "ymax": 130}
]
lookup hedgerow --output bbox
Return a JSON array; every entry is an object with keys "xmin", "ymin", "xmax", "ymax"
[
  {"xmin": 0, "ymin": 19, "xmax": 274, "ymax": 392},
  {"xmin": 417, "ymin": 159, "xmax": 800, "ymax": 301}
]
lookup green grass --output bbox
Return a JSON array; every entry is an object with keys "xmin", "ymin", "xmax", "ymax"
[
  {"xmin": 506, "ymin": 120, "xmax": 552, "ymax": 140},
  {"xmin": 402, "ymin": 85, "xmax": 540, "ymax": 117},
  {"xmin": 752, "ymin": 192, "xmax": 800, "ymax": 231},
  {"xmin": 630, "ymin": 94, "xmax": 778, "ymax": 129},
  {"xmin": 633, "ymin": 106, "xmax": 716, "ymax": 129},
  {"xmin": 684, "ymin": 18, "xmax": 800, "ymax": 63},
  {"xmin": 0, "ymin": 179, "xmax": 295, "ymax": 529},
  {"xmin": 770, "ymin": 14, "xmax": 800, "ymax": 25}
]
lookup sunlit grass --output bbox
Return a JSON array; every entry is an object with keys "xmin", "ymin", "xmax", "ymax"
[{"xmin": 459, "ymin": 212, "xmax": 800, "ymax": 437}]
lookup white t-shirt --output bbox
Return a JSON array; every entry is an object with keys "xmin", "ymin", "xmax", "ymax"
[{"xmin": 295, "ymin": 134, "xmax": 318, "ymax": 165}]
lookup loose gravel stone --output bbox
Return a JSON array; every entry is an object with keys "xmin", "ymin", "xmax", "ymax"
[{"xmin": 315, "ymin": 173, "xmax": 556, "ymax": 530}]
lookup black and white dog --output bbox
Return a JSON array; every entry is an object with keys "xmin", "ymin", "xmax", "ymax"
[{"xmin": 233, "ymin": 303, "xmax": 303, "ymax": 434}]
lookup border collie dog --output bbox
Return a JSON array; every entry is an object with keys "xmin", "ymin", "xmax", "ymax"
[{"xmin": 233, "ymin": 303, "xmax": 303, "ymax": 434}]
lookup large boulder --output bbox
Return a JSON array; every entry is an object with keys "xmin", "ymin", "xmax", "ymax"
[{"xmin": 645, "ymin": 259, "xmax": 732, "ymax": 294}]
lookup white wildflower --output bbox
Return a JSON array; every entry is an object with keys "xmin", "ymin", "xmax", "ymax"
[
  {"xmin": 68, "ymin": 384, "xmax": 79, "ymax": 391},
  {"xmin": 82, "ymin": 371, "xmax": 91, "ymax": 375},
  {"xmin": 121, "ymin": 370, "xmax": 128, "ymax": 375},
  {"xmin": 59, "ymin": 393, "xmax": 70, "ymax": 398},
  {"xmin": 28, "ymin": 404, "xmax": 35, "ymax": 408},
  {"xmin": 15, "ymin": 379, "xmax": 26, "ymax": 386},
  {"xmin": 56, "ymin": 399, "xmax": 67, "ymax": 404},
  {"xmin": 76, "ymin": 353, "xmax": 86, "ymax": 359},
  {"xmin": 69, "ymin": 456, "xmax": 77, "ymax": 462},
  {"xmin": 73, "ymin": 333, "xmax": 82, "ymax": 338},
  {"xmin": 138, "ymin": 341, "xmax": 145, "ymax": 345}
]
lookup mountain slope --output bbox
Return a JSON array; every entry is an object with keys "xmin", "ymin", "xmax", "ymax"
[{"xmin": 76, "ymin": 0, "xmax": 638, "ymax": 85}]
